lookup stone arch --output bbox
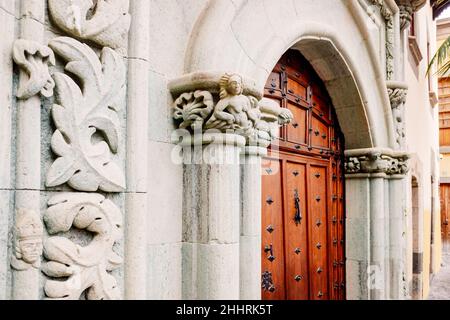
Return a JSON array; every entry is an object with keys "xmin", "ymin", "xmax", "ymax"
[
  {"xmin": 184, "ymin": 0, "xmax": 397, "ymax": 149},
  {"xmin": 175, "ymin": 0, "xmax": 407, "ymax": 300}
]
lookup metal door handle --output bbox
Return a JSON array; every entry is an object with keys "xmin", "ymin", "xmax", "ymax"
[
  {"xmin": 264, "ymin": 244, "xmax": 275, "ymax": 262},
  {"xmin": 294, "ymin": 189, "xmax": 302, "ymax": 225},
  {"xmin": 444, "ymin": 219, "xmax": 449, "ymax": 226}
]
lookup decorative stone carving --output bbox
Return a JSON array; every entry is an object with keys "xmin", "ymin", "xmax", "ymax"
[
  {"xmin": 395, "ymin": 0, "xmax": 427, "ymax": 30},
  {"xmin": 12, "ymin": 39, "xmax": 55, "ymax": 99},
  {"xmin": 344, "ymin": 157, "xmax": 361, "ymax": 174},
  {"xmin": 172, "ymin": 73, "xmax": 293, "ymax": 145},
  {"xmin": 254, "ymin": 97, "xmax": 294, "ymax": 145},
  {"xmin": 11, "ymin": 209, "xmax": 43, "ymax": 271},
  {"xmin": 48, "ymin": 0, "xmax": 131, "ymax": 51},
  {"xmin": 45, "ymin": 37, "xmax": 126, "ymax": 192},
  {"xmin": 205, "ymin": 74, "xmax": 260, "ymax": 134},
  {"xmin": 173, "ymin": 90, "xmax": 214, "ymax": 131},
  {"xmin": 344, "ymin": 149, "xmax": 409, "ymax": 175},
  {"xmin": 42, "ymin": 193, "xmax": 122, "ymax": 300},
  {"xmin": 371, "ymin": 0, "xmax": 395, "ymax": 80},
  {"xmin": 388, "ymin": 84, "xmax": 408, "ymax": 149},
  {"xmin": 398, "ymin": 4, "xmax": 414, "ymax": 30}
]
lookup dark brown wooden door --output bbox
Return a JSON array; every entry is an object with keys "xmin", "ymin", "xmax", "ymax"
[
  {"xmin": 440, "ymin": 184, "xmax": 450, "ymax": 241},
  {"xmin": 261, "ymin": 50, "xmax": 345, "ymax": 300}
]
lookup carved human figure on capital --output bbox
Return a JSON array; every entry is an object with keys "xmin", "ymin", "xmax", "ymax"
[
  {"xmin": 205, "ymin": 73, "xmax": 258, "ymax": 133},
  {"xmin": 10, "ymin": 209, "xmax": 43, "ymax": 271}
]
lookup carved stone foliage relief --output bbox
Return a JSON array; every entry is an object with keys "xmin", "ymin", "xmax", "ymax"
[
  {"xmin": 9, "ymin": 0, "xmax": 130, "ymax": 301},
  {"xmin": 371, "ymin": 0, "xmax": 394, "ymax": 80},
  {"xmin": 388, "ymin": 85, "xmax": 408, "ymax": 149},
  {"xmin": 13, "ymin": 39, "xmax": 55, "ymax": 99},
  {"xmin": 46, "ymin": 37, "xmax": 126, "ymax": 192},
  {"xmin": 48, "ymin": 0, "xmax": 131, "ymax": 50},
  {"xmin": 345, "ymin": 152, "xmax": 409, "ymax": 175},
  {"xmin": 42, "ymin": 193, "xmax": 123, "ymax": 300}
]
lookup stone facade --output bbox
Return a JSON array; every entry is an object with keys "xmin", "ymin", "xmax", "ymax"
[{"xmin": 0, "ymin": 0, "xmax": 440, "ymax": 300}]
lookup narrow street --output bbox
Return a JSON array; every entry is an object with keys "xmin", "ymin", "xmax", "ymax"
[{"xmin": 429, "ymin": 249, "xmax": 450, "ymax": 300}]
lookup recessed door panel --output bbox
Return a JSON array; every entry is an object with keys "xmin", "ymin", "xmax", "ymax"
[
  {"xmin": 261, "ymin": 158, "xmax": 286, "ymax": 300},
  {"xmin": 308, "ymin": 165, "xmax": 329, "ymax": 300},
  {"xmin": 285, "ymin": 161, "xmax": 309, "ymax": 300},
  {"xmin": 287, "ymin": 102, "xmax": 308, "ymax": 145}
]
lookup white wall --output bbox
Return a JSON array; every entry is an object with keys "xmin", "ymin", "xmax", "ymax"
[
  {"xmin": 146, "ymin": 0, "xmax": 208, "ymax": 299},
  {"xmin": 404, "ymin": 3, "xmax": 441, "ymax": 299}
]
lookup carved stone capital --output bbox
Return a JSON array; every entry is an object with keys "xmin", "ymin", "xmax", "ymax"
[
  {"xmin": 345, "ymin": 148, "xmax": 410, "ymax": 176},
  {"xmin": 12, "ymin": 39, "xmax": 55, "ymax": 99},
  {"xmin": 395, "ymin": 0, "xmax": 427, "ymax": 30},
  {"xmin": 387, "ymin": 82, "xmax": 408, "ymax": 109},
  {"xmin": 170, "ymin": 72, "xmax": 293, "ymax": 147}
]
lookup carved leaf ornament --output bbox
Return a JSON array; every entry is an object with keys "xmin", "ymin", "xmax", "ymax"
[
  {"xmin": 48, "ymin": 0, "xmax": 131, "ymax": 50},
  {"xmin": 46, "ymin": 37, "xmax": 126, "ymax": 192},
  {"xmin": 12, "ymin": 39, "xmax": 56, "ymax": 99},
  {"xmin": 173, "ymin": 90, "xmax": 214, "ymax": 131},
  {"xmin": 42, "ymin": 193, "xmax": 123, "ymax": 300}
]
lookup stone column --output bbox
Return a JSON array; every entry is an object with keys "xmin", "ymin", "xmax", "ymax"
[
  {"xmin": 181, "ymin": 133, "xmax": 243, "ymax": 299},
  {"xmin": 387, "ymin": 81, "xmax": 409, "ymax": 299},
  {"xmin": 389, "ymin": 175, "xmax": 406, "ymax": 299},
  {"xmin": 170, "ymin": 72, "xmax": 292, "ymax": 300},
  {"xmin": 370, "ymin": 174, "xmax": 387, "ymax": 299},
  {"xmin": 0, "ymin": 0, "xmax": 14, "ymax": 300},
  {"xmin": 345, "ymin": 174, "xmax": 371, "ymax": 300},
  {"xmin": 11, "ymin": 0, "xmax": 49, "ymax": 300},
  {"xmin": 345, "ymin": 149, "xmax": 409, "ymax": 300},
  {"xmin": 239, "ymin": 146, "xmax": 266, "ymax": 300},
  {"xmin": 124, "ymin": 0, "xmax": 149, "ymax": 300}
]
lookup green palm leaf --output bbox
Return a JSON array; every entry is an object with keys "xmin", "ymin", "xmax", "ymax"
[{"xmin": 429, "ymin": 0, "xmax": 450, "ymax": 76}]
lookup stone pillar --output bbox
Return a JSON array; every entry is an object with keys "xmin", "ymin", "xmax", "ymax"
[
  {"xmin": 169, "ymin": 72, "xmax": 293, "ymax": 300},
  {"xmin": 370, "ymin": 175, "xmax": 387, "ymax": 299},
  {"xmin": 0, "ymin": 0, "xmax": 15, "ymax": 300},
  {"xmin": 239, "ymin": 146, "xmax": 267, "ymax": 300},
  {"xmin": 11, "ymin": 0, "xmax": 48, "ymax": 300},
  {"xmin": 124, "ymin": 0, "xmax": 149, "ymax": 300},
  {"xmin": 345, "ymin": 149, "xmax": 409, "ymax": 300},
  {"xmin": 344, "ymin": 175, "xmax": 371, "ymax": 300},
  {"xmin": 387, "ymin": 81, "xmax": 409, "ymax": 299},
  {"xmin": 389, "ymin": 175, "xmax": 406, "ymax": 299},
  {"xmin": 181, "ymin": 133, "xmax": 243, "ymax": 299}
]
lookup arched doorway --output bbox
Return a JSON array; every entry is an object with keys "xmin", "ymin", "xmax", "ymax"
[{"xmin": 261, "ymin": 50, "xmax": 345, "ymax": 300}]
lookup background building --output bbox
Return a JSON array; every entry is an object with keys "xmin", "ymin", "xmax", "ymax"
[{"xmin": 438, "ymin": 17, "xmax": 450, "ymax": 255}]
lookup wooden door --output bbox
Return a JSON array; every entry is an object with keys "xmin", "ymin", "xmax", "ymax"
[
  {"xmin": 440, "ymin": 184, "xmax": 450, "ymax": 241},
  {"xmin": 261, "ymin": 50, "xmax": 345, "ymax": 300}
]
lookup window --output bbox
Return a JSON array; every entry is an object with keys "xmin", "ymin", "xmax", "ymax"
[{"xmin": 408, "ymin": 13, "xmax": 423, "ymax": 66}]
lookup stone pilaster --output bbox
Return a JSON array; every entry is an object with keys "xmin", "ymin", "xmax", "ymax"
[
  {"xmin": 240, "ymin": 146, "xmax": 266, "ymax": 300},
  {"xmin": 170, "ymin": 72, "xmax": 292, "ymax": 299},
  {"xmin": 11, "ymin": 0, "xmax": 48, "ymax": 300}
]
